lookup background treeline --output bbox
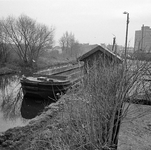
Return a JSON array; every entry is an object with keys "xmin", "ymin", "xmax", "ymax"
[{"xmin": 0, "ymin": 14, "xmax": 97, "ymax": 70}]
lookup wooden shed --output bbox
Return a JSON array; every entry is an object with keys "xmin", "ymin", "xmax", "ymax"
[{"xmin": 79, "ymin": 45, "xmax": 122, "ymax": 74}]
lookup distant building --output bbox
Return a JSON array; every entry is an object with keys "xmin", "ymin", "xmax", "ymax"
[
  {"xmin": 52, "ymin": 46, "xmax": 62, "ymax": 53},
  {"xmin": 134, "ymin": 25, "xmax": 151, "ymax": 52},
  {"xmin": 100, "ymin": 43, "xmax": 134, "ymax": 57},
  {"xmin": 79, "ymin": 43, "xmax": 98, "ymax": 55}
]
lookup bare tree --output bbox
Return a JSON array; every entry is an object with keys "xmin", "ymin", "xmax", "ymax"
[
  {"xmin": 59, "ymin": 31, "xmax": 80, "ymax": 59},
  {"xmin": 1, "ymin": 15, "xmax": 55, "ymax": 67},
  {"xmin": 0, "ymin": 22, "xmax": 10, "ymax": 64}
]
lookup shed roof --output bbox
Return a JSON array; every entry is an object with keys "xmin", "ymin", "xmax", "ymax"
[{"xmin": 79, "ymin": 45, "xmax": 123, "ymax": 63}]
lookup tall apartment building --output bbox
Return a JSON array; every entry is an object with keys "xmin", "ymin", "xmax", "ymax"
[{"xmin": 134, "ymin": 25, "xmax": 151, "ymax": 52}]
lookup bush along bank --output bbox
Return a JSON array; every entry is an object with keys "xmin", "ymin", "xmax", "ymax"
[
  {"xmin": 0, "ymin": 67, "xmax": 18, "ymax": 76},
  {"xmin": 0, "ymin": 59, "xmax": 150, "ymax": 150},
  {"xmin": 0, "ymin": 66, "xmax": 123, "ymax": 150}
]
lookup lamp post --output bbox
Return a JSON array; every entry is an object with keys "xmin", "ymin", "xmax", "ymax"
[{"xmin": 123, "ymin": 11, "xmax": 129, "ymax": 69}]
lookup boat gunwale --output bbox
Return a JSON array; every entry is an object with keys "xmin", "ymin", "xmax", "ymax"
[{"xmin": 20, "ymin": 78, "xmax": 71, "ymax": 86}]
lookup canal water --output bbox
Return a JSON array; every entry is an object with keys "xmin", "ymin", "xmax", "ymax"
[{"xmin": 0, "ymin": 75, "xmax": 51, "ymax": 132}]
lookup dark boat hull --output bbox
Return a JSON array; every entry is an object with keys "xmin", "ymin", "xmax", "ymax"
[{"xmin": 20, "ymin": 75, "xmax": 71, "ymax": 100}]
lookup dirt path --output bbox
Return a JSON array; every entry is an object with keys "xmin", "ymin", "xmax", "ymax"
[{"xmin": 118, "ymin": 104, "xmax": 151, "ymax": 150}]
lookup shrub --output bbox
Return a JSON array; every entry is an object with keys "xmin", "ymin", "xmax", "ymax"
[{"xmin": 27, "ymin": 59, "xmax": 151, "ymax": 150}]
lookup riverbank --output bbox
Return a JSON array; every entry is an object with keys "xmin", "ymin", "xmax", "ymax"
[
  {"xmin": 0, "ymin": 66, "xmax": 18, "ymax": 76},
  {"xmin": 0, "ymin": 60, "xmax": 77, "ymax": 76},
  {"xmin": 0, "ymin": 98, "xmax": 63, "ymax": 150},
  {"xmin": 1, "ymin": 62, "xmax": 151, "ymax": 149},
  {"xmin": 0, "ymin": 93, "xmax": 151, "ymax": 150}
]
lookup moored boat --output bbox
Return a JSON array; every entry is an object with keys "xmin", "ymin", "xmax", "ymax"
[{"xmin": 20, "ymin": 74, "xmax": 72, "ymax": 100}]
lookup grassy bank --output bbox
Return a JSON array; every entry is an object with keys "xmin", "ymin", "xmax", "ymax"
[
  {"xmin": 0, "ymin": 66, "xmax": 19, "ymax": 76},
  {"xmin": 1, "ymin": 59, "xmax": 151, "ymax": 149},
  {"xmin": 0, "ymin": 58, "xmax": 78, "ymax": 76},
  {"xmin": 26, "ymin": 60, "xmax": 151, "ymax": 150}
]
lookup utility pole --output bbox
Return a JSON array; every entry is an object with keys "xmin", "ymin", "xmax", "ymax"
[
  {"xmin": 112, "ymin": 36, "xmax": 116, "ymax": 52},
  {"xmin": 123, "ymin": 11, "xmax": 129, "ymax": 69}
]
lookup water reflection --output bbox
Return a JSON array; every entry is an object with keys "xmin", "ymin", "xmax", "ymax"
[
  {"xmin": 0, "ymin": 75, "xmax": 19, "ymax": 91},
  {"xmin": 21, "ymin": 96, "xmax": 52, "ymax": 119},
  {"xmin": 0, "ymin": 75, "xmax": 54, "ymax": 120},
  {"xmin": 0, "ymin": 75, "xmax": 23, "ymax": 121},
  {"xmin": 0, "ymin": 75, "xmax": 30, "ymax": 132},
  {"xmin": 0, "ymin": 74, "xmax": 56, "ymax": 132}
]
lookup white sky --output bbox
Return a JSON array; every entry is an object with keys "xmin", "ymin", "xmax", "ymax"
[{"xmin": 0, "ymin": 0, "xmax": 151, "ymax": 46}]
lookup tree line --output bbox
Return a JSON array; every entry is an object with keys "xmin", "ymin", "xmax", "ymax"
[
  {"xmin": 0, "ymin": 14, "xmax": 81, "ymax": 68},
  {"xmin": 59, "ymin": 31, "xmax": 81, "ymax": 59}
]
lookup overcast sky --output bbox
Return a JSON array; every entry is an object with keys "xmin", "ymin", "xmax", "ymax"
[{"xmin": 0, "ymin": 0, "xmax": 151, "ymax": 46}]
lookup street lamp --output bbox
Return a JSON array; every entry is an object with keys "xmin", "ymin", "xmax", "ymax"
[{"xmin": 123, "ymin": 11, "xmax": 129, "ymax": 68}]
